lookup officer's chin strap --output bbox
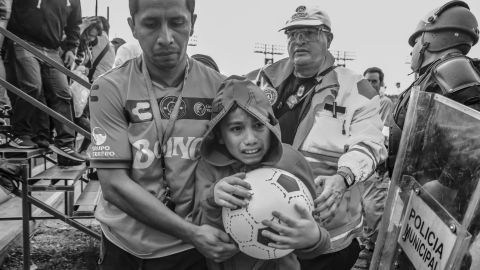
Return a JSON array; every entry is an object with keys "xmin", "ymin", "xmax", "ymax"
[{"xmin": 412, "ymin": 41, "xmax": 430, "ymax": 74}]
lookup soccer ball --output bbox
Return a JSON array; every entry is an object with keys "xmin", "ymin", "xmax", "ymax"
[{"xmin": 222, "ymin": 167, "xmax": 314, "ymax": 259}]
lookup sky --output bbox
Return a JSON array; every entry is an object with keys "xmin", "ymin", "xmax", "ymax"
[{"xmin": 81, "ymin": 0, "xmax": 480, "ymax": 94}]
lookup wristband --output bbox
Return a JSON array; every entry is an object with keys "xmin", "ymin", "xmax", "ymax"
[{"xmin": 337, "ymin": 171, "xmax": 354, "ymax": 188}]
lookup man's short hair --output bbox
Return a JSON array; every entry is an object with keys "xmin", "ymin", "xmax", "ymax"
[
  {"xmin": 364, "ymin": 67, "xmax": 384, "ymax": 83},
  {"xmin": 129, "ymin": 0, "xmax": 195, "ymax": 19}
]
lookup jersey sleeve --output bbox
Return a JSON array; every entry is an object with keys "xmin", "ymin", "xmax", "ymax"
[
  {"xmin": 192, "ymin": 159, "xmax": 224, "ymax": 229},
  {"xmin": 88, "ymin": 76, "xmax": 132, "ymax": 168}
]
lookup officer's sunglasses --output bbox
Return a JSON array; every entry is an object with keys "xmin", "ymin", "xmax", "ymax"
[{"xmin": 286, "ymin": 28, "xmax": 330, "ymax": 43}]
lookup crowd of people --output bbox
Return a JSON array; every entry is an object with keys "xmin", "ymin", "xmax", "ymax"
[{"xmin": 0, "ymin": 0, "xmax": 479, "ymax": 270}]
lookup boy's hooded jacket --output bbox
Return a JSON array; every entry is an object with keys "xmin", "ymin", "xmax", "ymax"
[{"xmin": 194, "ymin": 76, "xmax": 330, "ymax": 270}]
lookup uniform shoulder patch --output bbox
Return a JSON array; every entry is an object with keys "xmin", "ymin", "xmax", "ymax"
[
  {"xmin": 357, "ymin": 79, "xmax": 378, "ymax": 100},
  {"xmin": 262, "ymin": 87, "xmax": 278, "ymax": 105}
]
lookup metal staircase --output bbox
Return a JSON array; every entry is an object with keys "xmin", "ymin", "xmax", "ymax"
[{"xmin": 0, "ymin": 27, "xmax": 100, "ymax": 270}]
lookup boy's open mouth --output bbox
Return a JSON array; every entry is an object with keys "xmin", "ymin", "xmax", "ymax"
[{"xmin": 243, "ymin": 148, "xmax": 261, "ymax": 154}]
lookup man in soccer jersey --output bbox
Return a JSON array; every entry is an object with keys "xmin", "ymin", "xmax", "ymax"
[{"xmin": 88, "ymin": 0, "xmax": 236, "ymax": 269}]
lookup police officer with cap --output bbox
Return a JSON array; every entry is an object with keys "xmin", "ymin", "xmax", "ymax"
[{"xmin": 389, "ymin": 0, "xmax": 480, "ymax": 171}]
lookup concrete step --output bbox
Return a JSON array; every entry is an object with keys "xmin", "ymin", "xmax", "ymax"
[
  {"xmin": 0, "ymin": 185, "xmax": 65, "ymax": 265},
  {"xmin": 73, "ymin": 180, "xmax": 101, "ymax": 218}
]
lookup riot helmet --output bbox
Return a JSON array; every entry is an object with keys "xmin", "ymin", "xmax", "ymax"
[{"xmin": 409, "ymin": 0, "xmax": 479, "ymax": 72}]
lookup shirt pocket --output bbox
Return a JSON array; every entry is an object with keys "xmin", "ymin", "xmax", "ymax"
[{"xmin": 302, "ymin": 110, "xmax": 348, "ymax": 155}]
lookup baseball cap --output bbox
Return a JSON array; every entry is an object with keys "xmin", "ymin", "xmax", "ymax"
[{"xmin": 280, "ymin": 5, "xmax": 332, "ymax": 31}]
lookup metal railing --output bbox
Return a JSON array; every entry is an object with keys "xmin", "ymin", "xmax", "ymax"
[
  {"xmin": 0, "ymin": 27, "xmax": 96, "ymax": 270},
  {"xmin": 0, "ymin": 27, "xmax": 91, "ymax": 138}
]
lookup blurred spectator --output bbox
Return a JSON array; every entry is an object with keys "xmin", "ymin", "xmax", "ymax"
[
  {"xmin": 6, "ymin": 0, "xmax": 86, "ymax": 166},
  {"xmin": 191, "ymin": 54, "xmax": 220, "ymax": 72},
  {"xmin": 364, "ymin": 67, "xmax": 394, "ymax": 126},
  {"xmin": 77, "ymin": 16, "xmax": 115, "ymax": 82},
  {"xmin": 113, "ymin": 39, "xmax": 142, "ymax": 67},
  {"xmin": 74, "ymin": 16, "xmax": 115, "ymax": 153},
  {"xmin": 0, "ymin": 0, "xmax": 11, "ymax": 109},
  {"xmin": 97, "ymin": 16, "xmax": 109, "ymax": 35},
  {"xmin": 111, "ymin": 37, "xmax": 126, "ymax": 54}
]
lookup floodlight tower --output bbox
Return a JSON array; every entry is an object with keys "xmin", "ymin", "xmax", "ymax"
[
  {"xmin": 331, "ymin": 50, "xmax": 356, "ymax": 67},
  {"xmin": 188, "ymin": 35, "xmax": 198, "ymax": 47},
  {"xmin": 254, "ymin": 43, "xmax": 285, "ymax": 65}
]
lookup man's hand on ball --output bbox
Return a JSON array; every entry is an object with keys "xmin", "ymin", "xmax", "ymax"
[
  {"xmin": 313, "ymin": 174, "xmax": 346, "ymax": 224},
  {"xmin": 261, "ymin": 204, "xmax": 320, "ymax": 250},
  {"xmin": 214, "ymin": 172, "xmax": 252, "ymax": 209},
  {"xmin": 191, "ymin": 224, "xmax": 239, "ymax": 263}
]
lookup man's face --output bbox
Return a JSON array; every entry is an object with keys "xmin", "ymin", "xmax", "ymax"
[
  {"xmin": 219, "ymin": 107, "xmax": 271, "ymax": 166},
  {"xmin": 128, "ymin": 0, "xmax": 196, "ymax": 70},
  {"xmin": 287, "ymin": 27, "xmax": 332, "ymax": 67},
  {"xmin": 365, "ymin": 72, "xmax": 382, "ymax": 92}
]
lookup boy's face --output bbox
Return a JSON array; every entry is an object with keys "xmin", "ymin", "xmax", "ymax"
[{"xmin": 219, "ymin": 107, "xmax": 271, "ymax": 166}]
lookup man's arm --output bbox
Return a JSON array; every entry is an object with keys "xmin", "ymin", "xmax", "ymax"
[
  {"xmin": 98, "ymin": 168, "xmax": 235, "ymax": 259},
  {"xmin": 99, "ymin": 168, "xmax": 198, "ymax": 240},
  {"xmin": 99, "ymin": 168, "xmax": 237, "ymax": 262},
  {"xmin": 338, "ymin": 94, "xmax": 387, "ymax": 183},
  {"xmin": 315, "ymin": 79, "xmax": 387, "ymax": 223}
]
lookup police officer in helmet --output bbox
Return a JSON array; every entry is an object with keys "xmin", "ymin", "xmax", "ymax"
[
  {"xmin": 388, "ymin": 3, "xmax": 480, "ymax": 268},
  {"xmin": 389, "ymin": 0, "xmax": 480, "ymax": 172}
]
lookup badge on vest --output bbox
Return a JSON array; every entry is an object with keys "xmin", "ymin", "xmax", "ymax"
[
  {"xmin": 286, "ymin": 85, "xmax": 306, "ymax": 109},
  {"xmin": 324, "ymin": 102, "xmax": 346, "ymax": 118}
]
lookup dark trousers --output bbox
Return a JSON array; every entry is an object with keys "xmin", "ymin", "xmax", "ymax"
[
  {"xmin": 75, "ymin": 103, "xmax": 91, "ymax": 152},
  {"xmin": 99, "ymin": 235, "xmax": 208, "ymax": 270},
  {"xmin": 9, "ymin": 42, "xmax": 75, "ymax": 146},
  {"xmin": 299, "ymin": 239, "xmax": 361, "ymax": 270}
]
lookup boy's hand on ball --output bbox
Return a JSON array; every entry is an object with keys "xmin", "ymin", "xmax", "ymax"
[
  {"xmin": 313, "ymin": 174, "xmax": 346, "ymax": 224},
  {"xmin": 260, "ymin": 204, "xmax": 320, "ymax": 250},
  {"xmin": 214, "ymin": 172, "xmax": 252, "ymax": 209}
]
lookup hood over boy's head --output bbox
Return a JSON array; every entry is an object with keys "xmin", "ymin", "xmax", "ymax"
[{"xmin": 200, "ymin": 76, "xmax": 283, "ymax": 167}]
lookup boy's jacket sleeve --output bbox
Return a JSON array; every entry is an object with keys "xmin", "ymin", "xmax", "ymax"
[
  {"xmin": 277, "ymin": 146, "xmax": 332, "ymax": 257},
  {"xmin": 294, "ymin": 224, "xmax": 331, "ymax": 259},
  {"xmin": 193, "ymin": 159, "xmax": 224, "ymax": 229}
]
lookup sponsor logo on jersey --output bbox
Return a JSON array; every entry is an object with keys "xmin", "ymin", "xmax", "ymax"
[
  {"xmin": 89, "ymin": 127, "xmax": 118, "ymax": 158},
  {"xmin": 193, "ymin": 102, "xmax": 210, "ymax": 117},
  {"xmin": 92, "ymin": 127, "xmax": 107, "ymax": 145},
  {"xmin": 155, "ymin": 97, "xmax": 213, "ymax": 120},
  {"xmin": 132, "ymin": 136, "xmax": 203, "ymax": 169},
  {"xmin": 159, "ymin": 96, "xmax": 187, "ymax": 119},
  {"xmin": 126, "ymin": 100, "xmax": 153, "ymax": 123}
]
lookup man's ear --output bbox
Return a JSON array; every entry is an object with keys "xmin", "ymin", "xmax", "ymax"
[
  {"xmin": 190, "ymin": 14, "xmax": 197, "ymax": 36},
  {"xmin": 127, "ymin": 17, "xmax": 137, "ymax": 39},
  {"xmin": 326, "ymin": 32, "xmax": 334, "ymax": 49}
]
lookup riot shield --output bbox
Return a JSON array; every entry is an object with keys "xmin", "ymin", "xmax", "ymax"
[{"xmin": 371, "ymin": 90, "xmax": 480, "ymax": 270}]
